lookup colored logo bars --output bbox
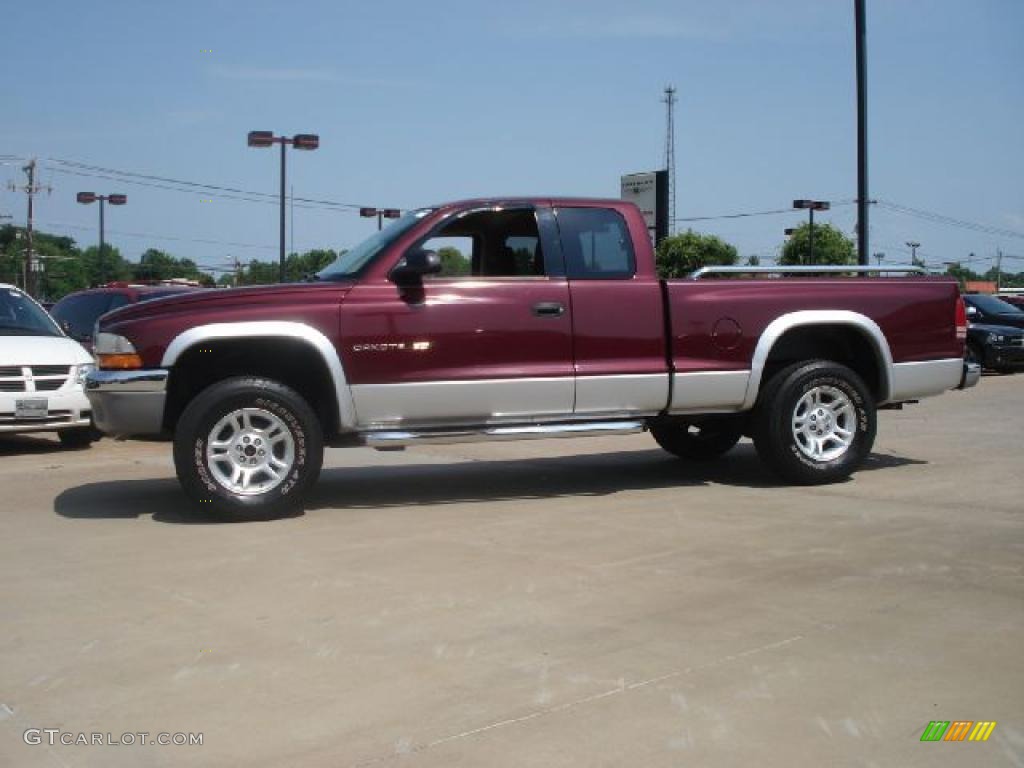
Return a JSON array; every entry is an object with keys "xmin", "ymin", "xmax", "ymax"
[{"xmin": 920, "ymin": 721, "xmax": 997, "ymax": 742}]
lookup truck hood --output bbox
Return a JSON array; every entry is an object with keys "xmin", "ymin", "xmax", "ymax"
[
  {"xmin": 103, "ymin": 280, "xmax": 355, "ymax": 323},
  {"xmin": 1, "ymin": 334, "xmax": 92, "ymax": 366}
]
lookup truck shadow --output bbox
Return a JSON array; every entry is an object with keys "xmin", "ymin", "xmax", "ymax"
[{"xmin": 53, "ymin": 444, "xmax": 926, "ymax": 524}]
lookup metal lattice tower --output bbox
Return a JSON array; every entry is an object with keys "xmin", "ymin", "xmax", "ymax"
[{"xmin": 663, "ymin": 86, "xmax": 677, "ymax": 234}]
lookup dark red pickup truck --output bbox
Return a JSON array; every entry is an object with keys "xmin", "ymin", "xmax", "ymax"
[{"xmin": 86, "ymin": 198, "xmax": 977, "ymax": 519}]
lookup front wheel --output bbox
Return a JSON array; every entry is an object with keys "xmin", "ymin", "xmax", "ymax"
[
  {"xmin": 173, "ymin": 377, "xmax": 323, "ymax": 521},
  {"xmin": 752, "ymin": 360, "xmax": 876, "ymax": 485},
  {"xmin": 58, "ymin": 427, "xmax": 95, "ymax": 449}
]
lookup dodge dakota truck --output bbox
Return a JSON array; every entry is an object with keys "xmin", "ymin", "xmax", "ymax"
[{"xmin": 85, "ymin": 198, "xmax": 978, "ymax": 519}]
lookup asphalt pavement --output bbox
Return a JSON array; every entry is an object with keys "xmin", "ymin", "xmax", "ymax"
[{"xmin": 1, "ymin": 374, "xmax": 1022, "ymax": 767}]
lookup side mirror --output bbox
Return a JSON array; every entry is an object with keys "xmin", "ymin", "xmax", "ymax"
[
  {"xmin": 966, "ymin": 305, "xmax": 979, "ymax": 319},
  {"xmin": 391, "ymin": 249, "xmax": 442, "ymax": 284}
]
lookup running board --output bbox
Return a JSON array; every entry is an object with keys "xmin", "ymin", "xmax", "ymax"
[{"xmin": 363, "ymin": 420, "xmax": 646, "ymax": 450}]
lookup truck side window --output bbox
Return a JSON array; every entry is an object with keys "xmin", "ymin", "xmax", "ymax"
[
  {"xmin": 555, "ymin": 208, "xmax": 636, "ymax": 280},
  {"xmin": 415, "ymin": 209, "xmax": 547, "ymax": 279}
]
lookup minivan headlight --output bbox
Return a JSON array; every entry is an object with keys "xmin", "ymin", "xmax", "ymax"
[{"xmin": 75, "ymin": 363, "xmax": 95, "ymax": 385}]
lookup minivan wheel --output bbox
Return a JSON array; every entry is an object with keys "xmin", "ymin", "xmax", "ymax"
[
  {"xmin": 752, "ymin": 360, "xmax": 876, "ymax": 485},
  {"xmin": 173, "ymin": 377, "xmax": 323, "ymax": 521}
]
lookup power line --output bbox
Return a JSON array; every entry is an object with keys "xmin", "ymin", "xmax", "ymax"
[
  {"xmin": 673, "ymin": 201, "xmax": 856, "ymax": 224},
  {"xmin": 45, "ymin": 166, "xmax": 347, "ymax": 213},
  {"xmin": 876, "ymin": 200, "xmax": 1024, "ymax": 240},
  {"xmin": 34, "ymin": 218, "xmax": 286, "ymax": 252},
  {"xmin": 46, "ymin": 157, "xmax": 377, "ymax": 211}
]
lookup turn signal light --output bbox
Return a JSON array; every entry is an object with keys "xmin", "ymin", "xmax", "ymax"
[{"xmin": 97, "ymin": 353, "xmax": 144, "ymax": 370}]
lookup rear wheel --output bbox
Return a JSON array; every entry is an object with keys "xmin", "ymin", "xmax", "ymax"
[
  {"xmin": 649, "ymin": 416, "xmax": 744, "ymax": 461},
  {"xmin": 752, "ymin": 360, "xmax": 876, "ymax": 485},
  {"xmin": 173, "ymin": 377, "xmax": 323, "ymax": 521}
]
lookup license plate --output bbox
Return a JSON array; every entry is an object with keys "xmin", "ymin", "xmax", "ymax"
[{"xmin": 15, "ymin": 398, "xmax": 48, "ymax": 420}]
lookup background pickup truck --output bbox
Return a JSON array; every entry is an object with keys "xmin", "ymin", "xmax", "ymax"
[{"xmin": 86, "ymin": 198, "xmax": 978, "ymax": 520}]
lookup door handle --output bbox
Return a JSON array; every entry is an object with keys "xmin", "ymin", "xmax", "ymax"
[{"xmin": 532, "ymin": 301, "xmax": 565, "ymax": 317}]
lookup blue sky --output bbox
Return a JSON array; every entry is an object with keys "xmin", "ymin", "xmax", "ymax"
[{"xmin": 1, "ymin": 0, "xmax": 1022, "ymax": 276}]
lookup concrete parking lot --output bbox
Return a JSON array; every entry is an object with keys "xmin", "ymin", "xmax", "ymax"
[{"xmin": 1, "ymin": 374, "xmax": 1022, "ymax": 767}]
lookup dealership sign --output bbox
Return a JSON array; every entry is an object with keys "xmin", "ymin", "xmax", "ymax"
[{"xmin": 620, "ymin": 170, "xmax": 669, "ymax": 244}]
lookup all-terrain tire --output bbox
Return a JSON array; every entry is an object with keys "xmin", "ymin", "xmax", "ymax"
[
  {"xmin": 752, "ymin": 360, "xmax": 876, "ymax": 485},
  {"xmin": 173, "ymin": 377, "xmax": 323, "ymax": 521}
]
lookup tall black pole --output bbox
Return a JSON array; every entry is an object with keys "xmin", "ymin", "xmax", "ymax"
[
  {"xmin": 808, "ymin": 208, "xmax": 815, "ymax": 265},
  {"xmin": 99, "ymin": 197, "xmax": 106, "ymax": 284},
  {"xmin": 279, "ymin": 140, "xmax": 287, "ymax": 282},
  {"xmin": 855, "ymin": 0, "xmax": 869, "ymax": 265}
]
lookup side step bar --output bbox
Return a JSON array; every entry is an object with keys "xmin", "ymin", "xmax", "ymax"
[{"xmin": 363, "ymin": 420, "xmax": 646, "ymax": 450}]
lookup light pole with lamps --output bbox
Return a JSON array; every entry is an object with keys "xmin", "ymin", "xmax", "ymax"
[
  {"xmin": 247, "ymin": 131, "xmax": 319, "ymax": 282},
  {"xmin": 906, "ymin": 241, "xmax": 921, "ymax": 264},
  {"xmin": 793, "ymin": 199, "xmax": 830, "ymax": 264},
  {"xmin": 360, "ymin": 207, "xmax": 402, "ymax": 231},
  {"xmin": 76, "ymin": 192, "xmax": 127, "ymax": 284}
]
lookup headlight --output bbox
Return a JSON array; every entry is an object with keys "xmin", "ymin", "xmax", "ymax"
[
  {"xmin": 75, "ymin": 363, "xmax": 95, "ymax": 385},
  {"xmin": 94, "ymin": 333, "xmax": 143, "ymax": 370},
  {"xmin": 986, "ymin": 333, "xmax": 1006, "ymax": 344}
]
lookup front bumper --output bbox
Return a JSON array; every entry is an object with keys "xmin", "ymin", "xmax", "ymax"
[
  {"xmin": 85, "ymin": 369, "xmax": 168, "ymax": 436},
  {"xmin": 958, "ymin": 361, "xmax": 981, "ymax": 390},
  {"xmin": 986, "ymin": 343, "xmax": 1024, "ymax": 369},
  {"xmin": 0, "ymin": 388, "xmax": 92, "ymax": 434}
]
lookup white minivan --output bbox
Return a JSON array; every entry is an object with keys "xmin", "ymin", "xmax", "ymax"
[{"xmin": 0, "ymin": 283, "xmax": 96, "ymax": 447}]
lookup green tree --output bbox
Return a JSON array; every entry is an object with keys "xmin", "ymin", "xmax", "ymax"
[
  {"xmin": 655, "ymin": 230, "xmax": 738, "ymax": 278},
  {"xmin": 80, "ymin": 245, "xmax": 131, "ymax": 285},
  {"xmin": 437, "ymin": 246, "xmax": 471, "ymax": 276},
  {"xmin": 944, "ymin": 262, "xmax": 981, "ymax": 287},
  {"xmin": 132, "ymin": 248, "xmax": 207, "ymax": 282},
  {"xmin": 746, "ymin": 254, "xmax": 761, "ymax": 266},
  {"xmin": 779, "ymin": 223, "xmax": 855, "ymax": 266}
]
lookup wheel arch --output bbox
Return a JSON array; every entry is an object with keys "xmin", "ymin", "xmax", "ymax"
[
  {"xmin": 161, "ymin": 322, "xmax": 358, "ymax": 432},
  {"xmin": 742, "ymin": 311, "xmax": 894, "ymax": 409}
]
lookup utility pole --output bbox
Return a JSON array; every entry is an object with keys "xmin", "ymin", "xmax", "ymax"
[
  {"xmin": 7, "ymin": 159, "xmax": 51, "ymax": 298},
  {"xmin": 663, "ymin": 86, "xmax": 677, "ymax": 235},
  {"xmin": 855, "ymin": 0, "xmax": 870, "ymax": 265},
  {"xmin": 995, "ymin": 249, "xmax": 1003, "ymax": 291},
  {"xmin": 906, "ymin": 241, "xmax": 921, "ymax": 264}
]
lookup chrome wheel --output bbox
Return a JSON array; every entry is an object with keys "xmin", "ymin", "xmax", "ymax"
[
  {"xmin": 205, "ymin": 407, "xmax": 295, "ymax": 495},
  {"xmin": 791, "ymin": 385, "xmax": 856, "ymax": 462}
]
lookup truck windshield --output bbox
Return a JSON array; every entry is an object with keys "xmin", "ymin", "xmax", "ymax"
[
  {"xmin": 0, "ymin": 287, "xmax": 62, "ymax": 337},
  {"xmin": 318, "ymin": 209, "xmax": 433, "ymax": 280}
]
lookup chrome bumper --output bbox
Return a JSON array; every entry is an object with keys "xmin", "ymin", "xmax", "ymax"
[
  {"xmin": 85, "ymin": 369, "xmax": 169, "ymax": 436},
  {"xmin": 958, "ymin": 361, "xmax": 981, "ymax": 390}
]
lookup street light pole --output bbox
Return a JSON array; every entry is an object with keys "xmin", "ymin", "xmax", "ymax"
[
  {"xmin": 77, "ymin": 192, "xmax": 127, "ymax": 285},
  {"xmin": 99, "ymin": 197, "xmax": 105, "ymax": 283},
  {"xmin": 279, "ymin": 140, "xmax": 287, "ymax": 282},
  {"xmin": 360, "ymin": 207, "xmax": 402, "ymax": 231},
  {"xmin": 906, "ymin": 241, "xmax": 921, "ymax": 264},
  {"xmin": 793, "ymin": 200, "xmax": 830, "ymax": 265},
  {"xmin": 247, "ymin": 131, "xmax": 320, "ymax": 283}
]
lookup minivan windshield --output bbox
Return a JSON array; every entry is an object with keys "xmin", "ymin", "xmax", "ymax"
[
  {"xmin": 317, "ymin": 209, "xmax": 433, "ymax": 280},
  {"xmin": 0, "ymin": 287, "xmax": 62, "ymax": 336}
]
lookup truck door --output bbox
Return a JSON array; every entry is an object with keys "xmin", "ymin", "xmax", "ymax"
[
  {"xmin": 554, "ymin": 205, "xmax": 669, "ymax": 417},
  {"xmin": 340, "ymin": 205, "xmax": 575, "ymax": 428}
]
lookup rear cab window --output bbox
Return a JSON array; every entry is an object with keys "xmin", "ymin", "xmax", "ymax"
[{"xmin": 554, "ymin": 207, "xmax": 636, "ymax": 280}]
